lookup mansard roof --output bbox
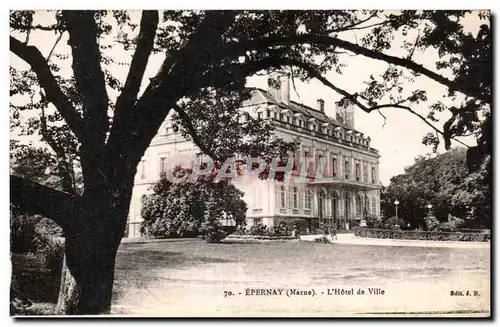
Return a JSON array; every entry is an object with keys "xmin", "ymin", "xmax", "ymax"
[{"xmin": 243, "ymin": 88, "xmax": 362, "ymax": 135}]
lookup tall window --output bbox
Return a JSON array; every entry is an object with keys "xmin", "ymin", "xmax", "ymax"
[
  {"xmin": 355, "ymin": 163, "xmax": 361, "ymax": 181},
  {"xmin": 344, "ymin": 192, "xmax": 350, "ymax": 220},
  {"xmin": 371, "ymin": 167, "xmax": 376, "ymax": 183},
  {"xmin": 317, "ymin": 154, "xmax": 324, "ymax": 172},
  {"xmin": 331, "ymin": 191, "xmax": 338, "ymax": 220},
  {"xmin": 356, "ymin": 194, "xmax": 363, "ymax": 215},
  {"xmin": 332, "ymin": 157, "xmax": 337, "ymax": 177},
  {"xmin": 292, "ymin": 187, "xmax": 299, "ymax": 209},
  {"xmin": 279, "ymin": 185, "xmax": 286, "ymax": 208},
  {"xmin": 160, "ymin": 157, "xmax": 168, "ymax": 174},
  {"xmin": 318, "ymin": 190, "xmax": 325, "ymax": 219},
  {"xmin": 363, "ymin": 163, "xmax": 368, "ymax": 182},
  {"xmin": 344, "ymin": 160, "xmax": 350, "ymax": 179},
  {"xmin": 305, "ymin": 189, "xmax": 313, "ymax": 209},
  {"xmin": 364, "ymin": 195, "xmax": 369, "ymax": 213},
  {"xmin": 372, "ymin": 197, "xmax": 377, "ymax": 215}
]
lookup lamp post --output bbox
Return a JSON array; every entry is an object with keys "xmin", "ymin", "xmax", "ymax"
[
  {"xmin": 427, "ymin": 203, "xmax": 433, "ymax": 216},
  {"xmin": 394, "ymin": 200, "xmax": 400, "ymax": 218}
]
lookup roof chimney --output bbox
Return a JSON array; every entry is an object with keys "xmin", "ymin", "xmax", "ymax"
[
  {"xmin": 280, "ymin": 75, "xmax": 290, "ymax": 105},
  {"xmin": 317, "ymin": 98, "xmax": 325, "ymax": 112},
  {"xmin": 267, "ymin": 75, "xmax": 290, "ymax": 105}
]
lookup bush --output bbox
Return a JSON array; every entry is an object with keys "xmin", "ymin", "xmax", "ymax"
[
  {"xmin": 235, "ymin": 224, "xmax": 248, "ymax": 235},
  {"xmin": 436, "ymin": 222, "xmax": 457, "ymax": 232},
  {"xmin": 424, "ymin": 213, "xmax": 440, "ymax": 231},
  {"xmin": 382, "ymin": 216, "xmax": 400, "ymax": 230},
  {"xmin": 200, "ymin": 222, "xmax": 227, "ymax": 243},
  {"xmin": 10, "ymin": 214, "xmax": 63, "ymax": 259},
  {"xmin": 365, "ymin": 214, "xmax": 382, "ymax": 228},
  {"xmin": 10, "ymin": 213, "xmax": 64, "ymax": 314},
  {"xmin": 141, "ymin": 168, "xmax": 247, "ymax": 238},
  {"xmin": 270, "ymin": 221, "xmax": 290, "ymax": 237},
  {"xmin": 249, "ymin": 223, "xmax": 268, "ymax": 236},
  {"xmin": 354, "ymin": 228, "xmax": 490, "ymax": 242}
]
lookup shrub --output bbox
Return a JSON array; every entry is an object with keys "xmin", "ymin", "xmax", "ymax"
[
  {"xmin": 10, "ymin": 213, "xmax": 64, "ymax": 314},
  {"xmin": 382, "ymin": 216, "xmax": 400, "ymax": 230},
  {"xmin": 424, "ymin": 213, "xmax": 440, "ymax": 231},
  {"xmin": 141, "ymin": 168, "xmax": 247, "ymax": 238},
  {"xmin": 11, "ymin": 214, "xmax": 42, "ymax": 254},
  {"xmin": 10, "ymin": 214, "xmax": 63, "ymax": 258},
  {"xmin": 270, "ymin": 221, "xmax": 290, "ymax": 237},
  {"xmin": 365, "ymin": 214, "xmax": 381, "ymax": 228},
  {"xmin": 249, "ymin": 223, "xmax": 268, "ymax": 236},
  {"xmin": 200, "ymin": 222, "xmax": 227, "ymax": 243},
  {"xmin": 449, "ymin": 215, "xmax": 466, "ymax": 229},
  {"xmin": 354, "ymin": 228, "xmax": 490, "ymax": 242},
  {"xmin": 235, "ymin": 224, "xmax": 247, "ymax": 235},
  {"xmin": 436, "ymin": 222, "xmax": 457, "ymax": 232}
]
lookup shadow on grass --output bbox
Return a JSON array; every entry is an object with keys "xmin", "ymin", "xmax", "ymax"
[{"xmin": 113, "ymin": 246, "xmax": 236, "ymax": 304}]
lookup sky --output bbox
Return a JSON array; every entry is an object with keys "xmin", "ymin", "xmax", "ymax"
[{"xmin": 9, "ymin": 10, "xmax": 482, "ymax": 186}]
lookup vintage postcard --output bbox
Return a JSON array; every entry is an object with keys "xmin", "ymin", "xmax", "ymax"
[{"xmin": 9, "ymin": 9, "xmax": 491, "ymax": 317}]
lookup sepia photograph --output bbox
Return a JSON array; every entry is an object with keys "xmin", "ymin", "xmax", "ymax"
[{"xmin": 9, "ymin": 9, "xmax": 491, "ymax": 317}]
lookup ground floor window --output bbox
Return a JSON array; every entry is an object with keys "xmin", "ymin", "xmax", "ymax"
[
  {"xmin": 356, "ymin": 194, "xmax": 363, "ymax": 215},
  {"xmin": 305, "ymin": 189, "xmax": 313, "ymax": 209}
]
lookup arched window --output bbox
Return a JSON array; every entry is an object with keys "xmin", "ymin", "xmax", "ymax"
[
  {"xmin": 305, "ymin": 189, "xmax": 313, "ymax": 209},
  {"xmin": 279, "ymin": 185, "xmax": 286, "ymax": 208},
  {"xmin": 364, "ymin": 195, "xmax": 370, "ymax": 214},
  {"xmin": 372, "ymin": 197, "xmax": 377, "ymax": 215},
  {"xmin": 292, "ymin": 187, "xmax": 299, "ymax": 209},
  {"xmin": 356, "ymin": 194, "xmax": 363, "ymax": 215}
]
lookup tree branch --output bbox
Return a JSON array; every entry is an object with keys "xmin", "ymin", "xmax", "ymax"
[
  {"xmin": 10, "ymin": 36, "xmax": 86, "ymax": 142},
  {"xmin": 172, "ymin": 104, "xmax": 221, "ymax": 161},
  {"xmin": 63, "ymin": 10, "xmax": 109, "ymax": 145},
  {"xmin": 227, "ymin": 34, "xmax": 489, "ymax": 103},
  {"xmin": 107, "ymin": 11, "xmax": 237, "ymax": 165},
  {"xmin": 114, "ymin": 10, "xmax": 159, "ymax": 115},
  {"xmin": 39, "ymin": 106, "xmax": 75, "ymax": 194},
  {"xmin": 46, "ymin": 31, "xmax": 63, "ymax": 63},
  {"xmin": 326, "ymin": 12, "xmax": 383, "ymax": 33},
  {"xmin": 10, "ymin": 175, "xmax": 79, "ymax": 230},
  {"xmin": 284, "ymin": 57, "xmax": 470, "ymax": 148}
]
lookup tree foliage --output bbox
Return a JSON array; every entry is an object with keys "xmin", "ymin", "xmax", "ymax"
[
  {"xmin": 141, "ymin": 167, "xmax": 247, "ymax": 240},
  {"xmin": 381, "ymin": 147, "xmax": 490, "ymax": 228}
]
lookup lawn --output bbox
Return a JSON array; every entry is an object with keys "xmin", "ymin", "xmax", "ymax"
[{"xmin": 112, "ymin": 240, "xmax": 490, "ymax": 317}]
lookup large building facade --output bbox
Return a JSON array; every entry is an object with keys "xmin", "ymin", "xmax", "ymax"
[{"xmin": 126, "ymin": 77, "xmax": 382, "ymax": 237}]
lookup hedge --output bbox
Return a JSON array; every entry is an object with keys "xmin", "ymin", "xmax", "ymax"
[
  {"xmin": 354, "ymin": 228, "xmax": 490, "ymax": 242},
  {"xmin": 224, "ymin": 234, "xmax": 298, "ymax": 242}
]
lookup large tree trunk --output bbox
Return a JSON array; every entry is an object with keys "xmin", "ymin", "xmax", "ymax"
[{"xmin": 55, "ymin": 176, "xmax": 133, "ymax": 315}]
